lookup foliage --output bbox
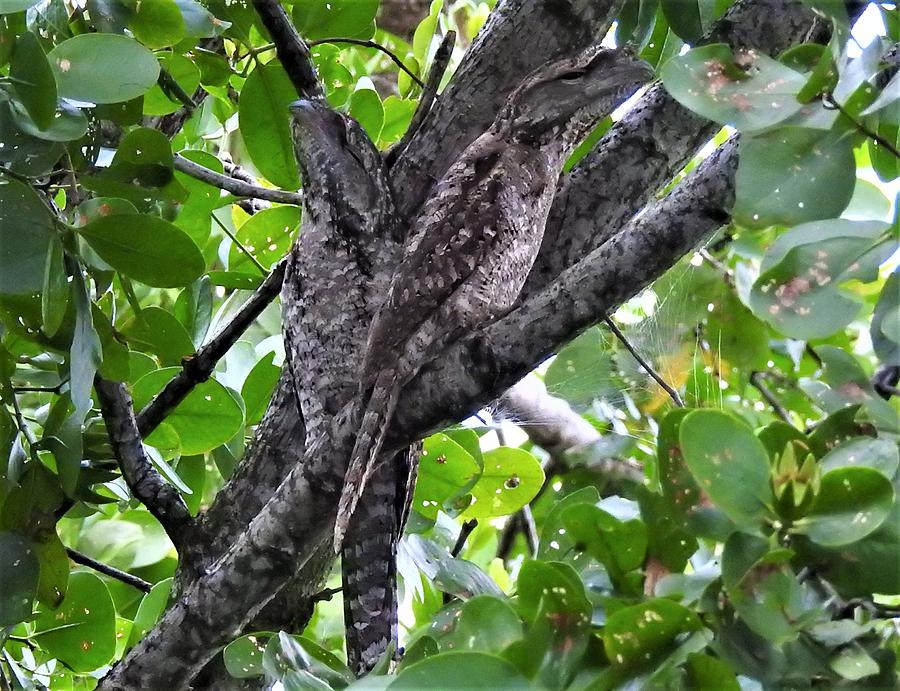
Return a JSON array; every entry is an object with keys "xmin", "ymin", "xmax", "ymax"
[{"xmin": 0, "ymin": 0, "xmax": 899, "ymax": 689}]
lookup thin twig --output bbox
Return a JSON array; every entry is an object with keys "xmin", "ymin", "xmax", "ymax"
[
  {"xmin": 311, "ymin": 586, "xmax": 342, "ymax": 602},
  {"xmin": 135, "ymin": 259, "xmax": 287, "ymax": 437},
  {"xmin": 252, "ymin": 0, "xmax": 323, "ymax": 99},
  {"xmin": 211, "ymin": 214, "xmax": 268, "ymax": 276},
  {"xmin": 519, "ymin": 506, "xmax": 538, "ymax": 556},
  {"xmin": 12, "ymin": 384, "xmax": 64, "ymax": 394},
  {"xmin": 94, "ymin": 377, "xmax": 192, "ymax": 549},
  {"xmin": 157, "ymin": 69, "xmax": 196, "ymax": 110},
  {"xmin": 604, "ymin": 317, "xmax": 685, "ymax": 407},
  {"xmin": 173, "ymin": 154, "xmax": 303, "ymax": 205},
  {"xmin": 309, "ymin": 37, "xmax": 425, "ymax": 89},
  {"xmin": 7, "ymin": 388, "xmax": 38, "ymax": 449},
  {"xmin": 387, "ymin": 30, "xmax": 456, "ymax": 166},
  {"xmin": 823, "ymin": 92, "xmax": 900, "ymax": 159},
  {"xmin": 451, "ymin": 519, "xmax": 478, "ymax": 558},
  {"xmin": 66, "ymin": 548, "xmax": 152, "ymax": 593},
  {"xmin": 749, "ymin": 371, "xmax": 794, "ymax": 425}
]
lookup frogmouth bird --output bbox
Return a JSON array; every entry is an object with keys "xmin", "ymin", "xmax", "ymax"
[
  {"xmin": 283, "ymin": 100, "xmax": 414, "ymax": 676},
  {"xmin": 335, "ymin": 46, "xmax": 654, "ymax": 545}
]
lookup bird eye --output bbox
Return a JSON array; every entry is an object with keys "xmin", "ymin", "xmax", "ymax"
[{"xmin": 558, "ymin": 70, "xmax": 585, "ymax": 82}]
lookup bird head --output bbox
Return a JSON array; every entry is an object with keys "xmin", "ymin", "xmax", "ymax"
[
  {"xmin": 498, "ymin": 45, "xmax": 653, "ymax": 152},
  {"xmin": 289, "ymin": 98, "xmax": 387, "ymax": 223}
]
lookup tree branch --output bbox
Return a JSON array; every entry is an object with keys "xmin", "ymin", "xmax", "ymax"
[
  {"xmin": 94, "ymin": 377, "xmax": 192, "ymax": 549},
  {"xmin": 66, "ymin": 548, "xmax": 152, "ymax": 593},
  {"xmin": 173, "ymin": 155, "xmax": 303, "ymax": 205},
  {"xmin": 390, "ymin": 0, "xmax": 624, "ymax": 218},
  {"xmin": 750, "ymin": 371, "xmax": 794, "ymax": 424},
  {"xmin": 522, "ymin": 0, "xmax": 830, "ymax": 297},
  {"xmin": 135, "ymin": 259, "xmax": 286, "ymax": 437},
  {"xmin": 251, "ymin": 0, "xmax": 323, "ymax": 99},
  {"xmin": 604, "ymin": 316, "xmax": 684, "ymax": 408}
]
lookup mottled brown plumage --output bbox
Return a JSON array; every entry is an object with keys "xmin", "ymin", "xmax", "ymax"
[{"xmin": 335, "ymin": 46, "xmax": 653, "ymax": 545}]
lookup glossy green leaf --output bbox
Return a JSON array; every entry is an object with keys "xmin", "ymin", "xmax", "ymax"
[
  {"xmin": 660, "ymin": 0, "xmax": 702, "ymax": 43},
  {"xmin": 174, "ymin": 276, "xmax": 213, "ymax": 348},
  {"xmin": 679, "ymin": 410, "xmax": 773, "ymax": 527},
  {"xmin": 0, "ymin": 0, "xmax": 40, "ymax": 13},
  {"xmin": 41, "ymin": 235, "xmax": 67, "ymax": 337},
  {"xmin": 750, "ymin": 220, "xmax": 893, "ymax": 340},
  {"xmin": 122, "ymin": 306, "xmax": 196, "ymax": 367},
  {"xmin": 0, "ymin": 174, "xmax": 55, "ymax": 294},
  {"xmin": 349, "ymin": 86, "xmax": 384, "ymax": 141},
  {"xmin": 413, "ymin": 433, "xmax": 480, "ymax": 519},
  {"xmin": 871, "ymin": 270, "xmax": 899, "ymax": 366},
  {"xmin": 660, "ymin": 44, "xmax": 806, "ymax": 131},
  {"xmin": 430, "ymin": 596, "xmax": 523, "ymax": 654},
  {"xmin": 144, "ymin": 53, "xmax": 201, "ymax": 115},
  {"xmin": 794, "ymin": 467, "xmax": 894, "ymax": 547},
  {"xmin": 390, "ymin": 651, "xmax": 529, "ymax": 690},
  {"xmin": 129, "ymin": 0, "xmax": 186, "ymax": 49},
  {"xmin": 562, "ymin": 503, "xmax": 647, "ymax": 576},
  {"xmin": 127, "ymin": 578, "xmax": 172, "ymax": 649},
  {"xmin": 238, "ymin": 61, "xmax": 301, "ymax": 190},
  {"xmin": 241, "ymin": 352, "xmax": 281, "ymax": 426},
  {"xmin": 537, "ymin": 486, "xmax": 600, "ymax": 561},
  {"xmin": 462, "ymin": 447, "xmax": 544, "ymax": 520},
  {"xmin": 404, "ymin": 535, "xmax": 502, "ymax": 599},
  {"xmin": 0, "ymin": 531, "xmax": 39, "ymax": 626},
  {"xmin": 819, "ymin": 436, "xmax": 899, "ymax": 478},
  {"xmin": 132, "ymin": 368, "xmax": 244, "ymax": 455},
  {"xmin": 77, "ymin": 214, "xmax": 204, "ymax": 288},
  {"xmin": 545, "ymin": 327, "xmax": 613, "ymax": 406},
  {"xmin": 734, "ymin": 127, "xmax": 855, "ymax": 229},
  {"xmin": 33, "ymin": 572, "xmax": 116, "ymax": 672},
  {"xmin": 293, "ymin": 0, "xmax": 378, "ymax": 40},
  {"xmin": 11, "ymin": 31, "xmax": 57, "ymax": 130},
  {"xmin": 603, "ymin": 599, "xmax": 702, "ymax": 668},
  {"xmin": 228, "ymin": 206, "xmax": 298, "ymax": 272},
  {"xmin": 48, "ymin": 33, "xmax": 160, "ymax": 104}
]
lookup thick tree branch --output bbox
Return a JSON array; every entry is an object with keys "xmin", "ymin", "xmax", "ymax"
[
  {"xmin": 173, "ymin": 155, "xmax": 303, "ymax": 205},
  {"xmin": 94, "ymin": 377, "xmax": 192, "ymax": 550},
  {"xmin": 390, "ymin": 0, "xmax": 624, "ymax": 217},
  {"xmin": 98, "ymin": 137, "xmax": 738, "ymax": 691},
  {"xmin": 251, "ymin": 0, "xmax": 323, "ymax": 99},
  {"xmin": 523, "ymin": 0, "xmax": 829, "ymax": 297},
  {"xmin": 135, "ymin": 259, "xmax": 286, "ymax": 437}
]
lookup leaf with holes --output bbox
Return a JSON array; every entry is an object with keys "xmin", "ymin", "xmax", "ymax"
[
  {"xmin": 228, "ymin": 206, "xmax": 299, "ymax": 272},
  {"xmin": 413, "ymin": 433, "xmax": 480, "ymax": 519},
  {"xmin": 750, "ymin": 220, "xmax": 894, "ymax": 340},
  {"xmin": 461, "ymin": 447, "xmax": 543, "ymax": 520}
]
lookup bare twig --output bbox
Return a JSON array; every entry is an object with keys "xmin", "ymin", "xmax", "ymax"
[
  {"xmin": 135, "ymin": 259, "xmax": 287, "ymax": 437},
  {"xmin": 67, "ymin": 548, "xmax": 153, "ymax": 593},
  {"xmin": 823, "ymin": 92, "xmax": 900, "ymax": 159},
  {"xmin": 173, "ymin": 154, "xmax": 303, "ymax": 205},
  {"xmin": 388, "ymin": 30, "xmax": 456, "ymax": 166},
  {"xmin": 252, "ymin": 0, "xmax": 323, "ymax": 99},
  {"xmin": 750, "ymin": 371, "xmax": 794, "ymax": 424},
  {"xmin": 519, "ymin": 506, "xmax": 538, "ymax": 555},
  {"xmin": 211, "ymin": 214, "xmax": 267, "ymax": 276},
  {"xmin": 311, "ymin": 586, "xmax": 342, "ymax": 602},
  {"xmin": 451, "ymin": 519, "xmax": 478, "ymax": 558},
  {"xmin": 604, "ymin": 317, "xmax": 685, "ymax": 408},
  {"xmin": 94, "ymin": 377, "xmax": 192, "ymax": 548},
  {"xmin": 309, "ymin": 37, "xmax": 425, "ymax": 88}
]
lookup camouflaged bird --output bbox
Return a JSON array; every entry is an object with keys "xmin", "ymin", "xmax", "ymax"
[
  {"xmin": 335, "ymin": 46, "xmax": 654, "ymax": 546},
  {"xmin": 282, "ymin": 100, "xmax": 415, "ymax": 676}
]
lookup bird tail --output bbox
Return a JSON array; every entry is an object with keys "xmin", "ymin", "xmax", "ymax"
[
  {"xmin": 341, "ymin": 447, "xmax": 413, "ymax": 676},
  {"xmin": 335, "ymin": 372, "xmax": 398, "ymax": 550}
]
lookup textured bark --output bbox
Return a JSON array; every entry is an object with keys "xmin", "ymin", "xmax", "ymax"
[{"xmin": 390, "ymin": 0, "xmax": 625, "ymax": 218}]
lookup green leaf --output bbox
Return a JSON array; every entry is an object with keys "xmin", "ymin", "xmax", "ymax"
[
  {"xmin": 871, "ymin": 270, "xmax": 899, "ymax": 366},
  {"xmin": 389, "ymin": 651, "xmax": 529, "ymax": 690},
  {"xmin": 129, "ymin": 0, "xmax": 186, "ymax": 49},
  {"xmin": 0, "ymin": 531, "xmax": 39, "ymax": 626},
  {"xmin": 679, "ymin": 410, "xmax": 773, "ymax": 527},
  {"xmin": 224, "ymin": 632, "xmax": 268, "ymax": 678},
  {"xmin": 70, "ymin": 272, "xmax": 101, "ymax": 419},
  {"xmin": 48, "ymin": 33, "xmax": 160, "ymax": 104},
  {"xmin": 545, "ymin": 327, "xmax": 613, "ymax": 406},
  {"xmin": 561, "ymin": 503, "xmax": 647, "ymax": 576},
  {"xmin": 0, "ymin": 174, "xmax": 55, "ymax": 294},
  {"xmin": 660, "ymin": 44, "xmax": 806, "ymax": 131},
  {"xmin": 537, "ymin": 486, "xmax": 600, "ymax": 561},
  {"xmin": 293, "ymin": 0, "xmax": 378, "ymax": 40},
  {"xmin": 127, "ymin": 578, "xmax": 172, "ymax": 649},
  {"xmin": 122, "ymin": 306, "xmax": 196, "ymax": 367},
  {"xmin": 516, "ymin": 560, "xmax": 587, "ymax": 622},
  {"xmin": 144, "ymin": 53, "xmax": 201, "ymax": 115},
  {"xmin": 380, "ymin": 96, "xmax": 417, "ymax": 145},
  {"xmin": 413, "ymin": 433, "xmax": 480, "ymax": 519},
  {"xmin": 349, "ymin": 86, "xmax": 384, "ymax": 141},
  {"xmin": 734, "ymin": 127, "xmax": 855, "ymax": 229},
  {"xmin": 603, "ymin": 599, "xmax": 702, "ymax": 668},
  {"xmin": 9, "ymin": 97, "xmax": 88, "ymax": 142},
  {"xmin": 430, "ymin": 595, "xmax": 523, "ymax": 654},
  {"xmin": 77, "ymin": 214, "xmax": 204, "ymax": 288},
  {"xmin": 132, "ymin": 368, "xmax": 244, "ymax": 455},
  {"xmin": 241, "ymin": 352, "xmax": 281, "ymax": 426},
  {"xmin": 174, "ymin": 276, "xmax": 213, "ymax": 347},
  {"xmin": 238, "ymin": 61, "xmax": 301, "ymax": 190},
  {"xmin": 830, "ymin": 645, "xmax": 879, "ymax": 681},
  {"xmin": 404, "ymin": 535, "xmax": 502, "ymax": 599},
  {"xmin": 11, "ymin": 31, "xmax": 57, "ymax": 130},
  {"xmin": 228, "ymin": 206, "xmax": 298, "ymax": 272},
  {"xmin": 32, "ymin": 531, "xmax": 68, "ymax": 609},
  {"xmin": 793, "ymin": 467, "xmax": 894, "ymax": 547},
  {"xmin": 41, "ymin": 235, "xmax": 67, "ymax": 337},
  {"xmin": 0, "ymin": 0, "xmax": 40, "ymax": 13},
  {"xmin": 819, "ymin": 436, "xmax": 899, "ymax": 478},
  {"xmin": 33, "ymin": 571, "xmax": 116, "ymax": 672},
  {"xmin": 660, "ymin": 0, "xmax": 702, "ymax": 43},
  {"xmin": 462, "ymin": 447, "xmax": 544, "ymax": 520},
  {"xmin": 750, "ymin": 220, "xmax": 893, "ymax": 340},
  {"xmin": 657, "ymin": 408, "xmax": 702, "ymax": 523},
  {"xmin": 412, "ymin": 0, "xmax": 442, "ymax": 65}
]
